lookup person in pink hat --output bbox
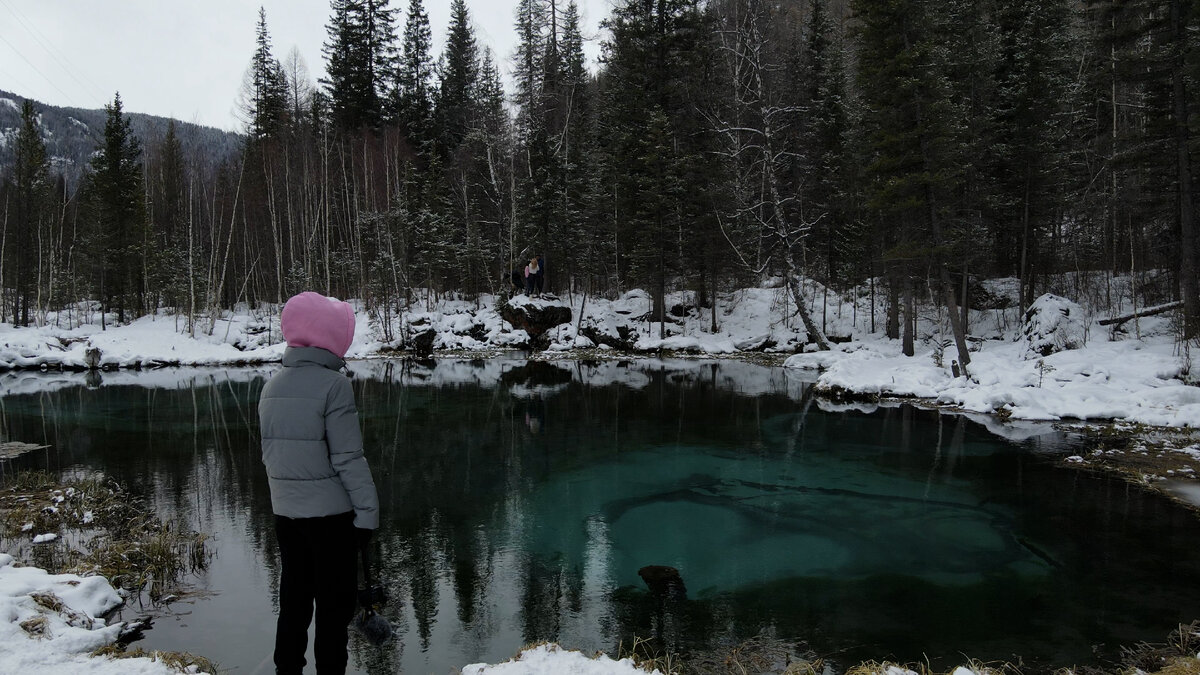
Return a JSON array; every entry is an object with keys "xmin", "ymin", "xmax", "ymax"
[{"xmin": 259, "ymin": 291, "xmax": 379, "ymax": 675}]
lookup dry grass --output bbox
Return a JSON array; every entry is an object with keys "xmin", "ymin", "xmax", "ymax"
[
  {"xmin": 29, "ymin": 591, "xmax": 64, "ymax": 613},
  {"xmin": 19, "ymin": 615, "xmax": 50, "ymax": 637},
  {"xmin": 617, "ymin": 636, "xmax": 683, "ymax": 674},
  {"xmin": 90, "ymin": 644, "xmax": 218, "ymax": 673},
  {"xmin": 0, "ymin": 470, "xmax": 212, "ymax": 601},
  {"xmin": 1119, "ymin": 622, "xmax": 1200, "ymax": 675},
  {"xmin": 1151, "ymin": 658, "xmax": 1200, "ymax": 675}
]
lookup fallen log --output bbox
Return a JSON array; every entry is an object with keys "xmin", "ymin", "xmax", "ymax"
[{"xmin": 1098, "ymin": 300, "xmax": 1184, "ymax": 327}]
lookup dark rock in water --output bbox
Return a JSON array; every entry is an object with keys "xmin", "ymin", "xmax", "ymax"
[
  {"xmin": 354, "ymin": 608, "xmax": 393, "ymax": 646},
  {"xmin": 500, "ymin": 297, "xmax": 572, "ymax": 347},
  {"xmin": 638, "ymin": 565, "xmax": 687, "ymax": 601},
  {"xmin": 410, "ymin": 328, "xmax": 437, "ymax": 357},
  {"xmin": 500, "ymin": 361, "xmax": 573, "ymax": 388},
  {"xmin": 117, "ymin": 616, "xmax": 153, "ymax": 647}
]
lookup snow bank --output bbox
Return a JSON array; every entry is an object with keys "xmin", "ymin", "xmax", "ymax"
[
  {"xmin": 785, "ymin": 326, "xmax": 1200, "ymax": 427},
  {"xmin": 2, "ymin": 280, "xmax": 1198, "ymax": 428},
  {"xmin": 461, "ymin": 643, "xmax": 662, "ymax": 675},
  {"xmin": 0, "ymin": 554, "xmax": 200, "ymax": 674}
]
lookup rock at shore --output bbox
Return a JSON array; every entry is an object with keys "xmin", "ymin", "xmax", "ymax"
[{"xmin": 500, "ymin": 296, "xmax": 572, "ymax": 348}]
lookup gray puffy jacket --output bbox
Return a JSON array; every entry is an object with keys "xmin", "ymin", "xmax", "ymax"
[{"xmin": 259, "ymin": 346, "xmax": 379, "ymax": 529}]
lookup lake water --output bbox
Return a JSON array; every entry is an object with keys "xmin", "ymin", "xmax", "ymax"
[{"xmin": 2, "ymin": 358, "xmax": 1200, "ymax": 674}]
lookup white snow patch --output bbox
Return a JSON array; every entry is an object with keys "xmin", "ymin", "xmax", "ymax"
[
  {"xmin": 0, "ymin": 554, "xmax": 201, "ymax": 674},
  {"xmin": 461, "ymin": 643, "xmax": 664, "ymax": 675}
]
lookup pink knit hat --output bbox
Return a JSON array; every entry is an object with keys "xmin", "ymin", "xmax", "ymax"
[{"xmin": 280, "ymin": 292, "xmax": 356, "ymax": 358}]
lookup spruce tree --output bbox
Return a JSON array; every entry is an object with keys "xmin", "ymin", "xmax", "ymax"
[
  {"xmin": 435, "ymin": 0, "xmax": 480, "ymax": 156},
  {"xmin": 86, "ymin": 93, "xmax": 146, "ymax": 324},
  {"xmin": 392, "ymin": 0, "xmax": 436, "ymax": 154},
  {"xmin": 795, "ymin": 0, "xmax": 855, "ymax": 288},
  {"xmin": 992, "ymin": 0, "xmax": 1074, "ymax": 307},
  {"xmin": 244, "ymin": 7, "xmax": 289, "ymax": 140},
  {"xmin": 9, "ymin": 99, "xmax": 51, "ymax": 326},
  {"xmin": 601, "ymin": 0, "xmax": 714, "ymax": 330},
  {"xmin": 322, "ymin": 0, "xmax": 396, "ymax": 131},
  {"xmin": 149, "ymin": 120, "xmax": 189, "ymax": 310}
]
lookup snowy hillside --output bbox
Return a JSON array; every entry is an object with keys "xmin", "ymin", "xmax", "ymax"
[{"xmin": 0, "ymin": 89, "xmax": 241, "ymax": 186}]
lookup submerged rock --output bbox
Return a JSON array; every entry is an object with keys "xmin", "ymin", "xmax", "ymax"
[{"xmin": 638, "ymin": 564, "xmax": 687, "ymax": 601}]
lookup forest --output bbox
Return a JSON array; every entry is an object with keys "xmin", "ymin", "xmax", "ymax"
[{"xmin": 1, "ymin": 0, "xmax": 1197, "ymax": 352}]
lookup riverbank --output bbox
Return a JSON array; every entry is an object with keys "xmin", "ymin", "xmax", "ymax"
[
  {"xmin": 0, "ymin": 472, "xmax": 214, "ymax": 674},
  {"xmin": 2, "ymin": 282, "xmax": 1198, "ymax": 501}
]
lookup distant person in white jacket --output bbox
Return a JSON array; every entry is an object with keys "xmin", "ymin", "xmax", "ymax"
[
  {"xmin": 524, "ymin": 257, "xmax": 540, "ymax": 296},
  {"xmin": 259, "ymin": 291, "xmax": 379, "ymax": 675}
]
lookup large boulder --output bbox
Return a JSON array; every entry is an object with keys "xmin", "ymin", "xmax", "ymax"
[
  {"xmin": 500, "ymin": 296, "xmax": 572, "ymax": 347},
  {"xmin": 1021, "ymin": 293, "xmax": 1088, "ymax": 358}
]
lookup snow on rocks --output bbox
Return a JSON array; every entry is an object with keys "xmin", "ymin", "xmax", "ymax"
[
  {"xmin": 460, "ymin": 643, "xmax": 664, "ymax": 675},
  {"xmin": 0, "ymin": 554, "xmax": 202, "ymax": 674},
  {"xmin": 2, "ymin": 280, "xmax": 1199, "ymax": 429},
  {"xmin": 500, "ymin": 295, "xmax": 572, "ymax": 344},
  {"xmin": 783, "ymin": 309, "xmax": 1200, "ymax": 426},
  {"xmin": 1021, "ymin": 293, "xmax": 1088, "ymax": 358}
]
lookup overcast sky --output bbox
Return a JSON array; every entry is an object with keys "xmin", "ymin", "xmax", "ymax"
[{"xmin": 0, "ymin": 0, "xmax": 611, "ymax": 132}]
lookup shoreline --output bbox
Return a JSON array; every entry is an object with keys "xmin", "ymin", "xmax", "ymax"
[{"xmin": 3, "ymin": 345, "xmax": 1197, "ymax": 514}]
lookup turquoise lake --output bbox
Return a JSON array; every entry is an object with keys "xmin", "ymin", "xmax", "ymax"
[{"xmin": 1, "ymin": 358, "xmax": 1199, "ymax": 674}]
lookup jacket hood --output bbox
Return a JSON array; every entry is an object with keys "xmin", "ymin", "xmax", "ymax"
[{"xmin": 280, "ymin": 292, "xmax": 355, "ymax": 359}]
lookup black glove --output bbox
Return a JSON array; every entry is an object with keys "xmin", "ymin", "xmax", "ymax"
[{"xmin": 355, "ymin": 527, "xmax": 373, "ymax": 549}]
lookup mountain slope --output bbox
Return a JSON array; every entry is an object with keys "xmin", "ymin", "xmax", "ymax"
[{"xmin": 0, "ymin": 90, "xmax": 243, "ymax": 186}]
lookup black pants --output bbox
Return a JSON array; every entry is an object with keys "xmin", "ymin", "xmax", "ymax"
[{"xmin": 274, "ymin": 511, "xmax": 358, "ymax": 675}]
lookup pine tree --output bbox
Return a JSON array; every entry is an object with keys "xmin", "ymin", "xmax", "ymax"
[
  {"xmin": 9, "ymin": 99, "xmax": 52, "ymax": 326},
  {"xmin": 601, "ymin": 0, "xmax": 716, "ymax": 331},
  {"xmin": 148, "ymin": 120, "xmax": 189, "ymax": 310},
  {"xmin": 1075, "ymin": 0, "xmax": 1198, "ymax": 333},
  {"xmin": 853, "ymin": 0, "xmax": 970, "ymax": 361},
  {"xmin": 435, "ymin": 0, "xmax": 480, "ymax": 156},
  {"xmin": 243, "ymin": 7, "xmax": 289, "ymax": 140},
  {"xmin": 557, "ymin": 1, "xmax": 597, "ymax": 289},
  {"xmin": 85, "ymin": 93, "xmax": 147, "ymax": 324},
  {"xmin": 392, "ymin": 0, "xmax": 436, "ymax": 154},
  {"xmin": 992, "ymin": 0, "xmax": 1074, "ymax": 308},
  {"xmin": 513, "ymin": 0, "xmax": 549, "ymax": 143},
  {"xmin": 795, "ymin": 0, "xmax": 855, "ymax": 288},
  {"xmin": 473, "ymin": 49, "xmax": 514, "ymax": 282},
  {"xmin": 322, "ymin": 0, "xmax": 396, "ymax": 131}
]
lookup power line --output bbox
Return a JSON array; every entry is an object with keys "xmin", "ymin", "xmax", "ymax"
[
  {"xmin": 0, "ymin": 31, "xmax": 78, "ymax": 106},
  {"xmin": 0, "ymin": 0, "xmax": 108, "ymax": 103}
]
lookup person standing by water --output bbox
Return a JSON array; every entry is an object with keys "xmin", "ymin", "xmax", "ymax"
[
  {"xmin": 534, "ymin": 254, "xmax": 545, "ymax": 295},
  {"xmin": 524, "ymin": 256, "xmax": 540, "ymax": 296},
  {"xmin": 259, "ymin": 291, "xmax": 379, "ymax": 675}
]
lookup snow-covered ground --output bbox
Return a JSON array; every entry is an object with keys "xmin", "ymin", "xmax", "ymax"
[
  {"xmin": 2, "ymin": 279, "xmax": 1198, "ymax": 428},
  {"xmin": 0, "ymin": 554, "xmax": 203, "ymax": 674}
]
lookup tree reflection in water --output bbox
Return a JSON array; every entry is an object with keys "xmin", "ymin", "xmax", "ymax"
[{"xmin": 0, "ymin": 359, "xmax": 1198, "ymax": 674}]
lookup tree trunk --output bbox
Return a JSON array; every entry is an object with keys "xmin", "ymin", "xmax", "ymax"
[
  {"xmin": 1171, "ymin": 0, "xmax": 1199, "ymax": 337},
  {"xmin": 886, "ymin": 274, "xmax": 900, "ymax": 340},
  {"xmin": 902, "ymin": 276, "xmax": 915, "ymax": 357}
]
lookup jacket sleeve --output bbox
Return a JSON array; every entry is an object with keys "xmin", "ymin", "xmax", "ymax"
[{"xmin": 325, "ymin": 376, "xmax": 380, "ymax": 529}]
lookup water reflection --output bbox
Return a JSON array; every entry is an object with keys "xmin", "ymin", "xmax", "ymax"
[{"xmin": 0, "ymin": 359, "xmax": 1197, "ymax": 674}]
